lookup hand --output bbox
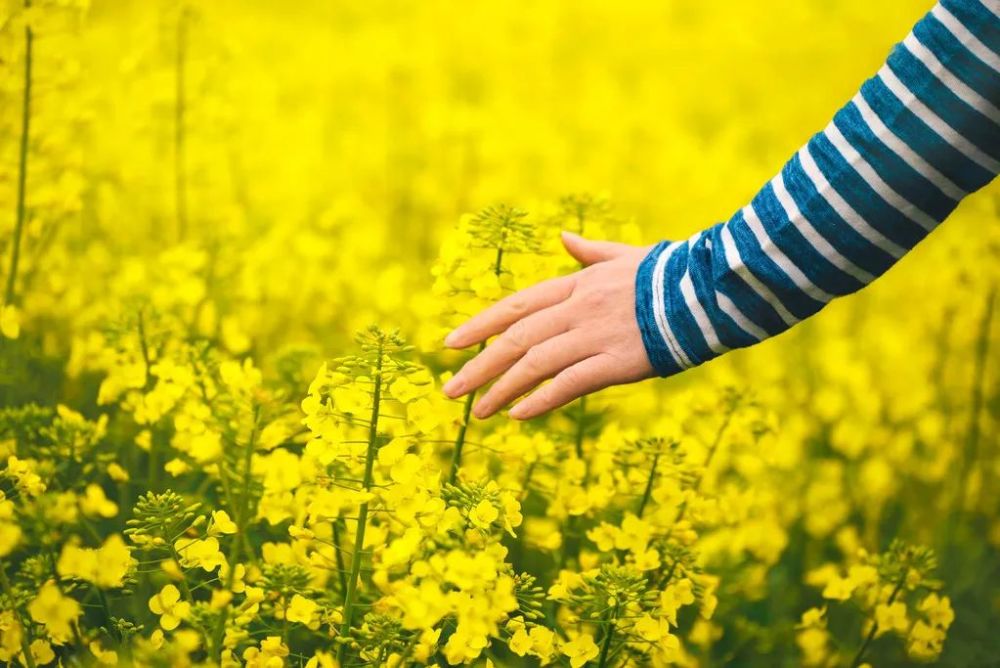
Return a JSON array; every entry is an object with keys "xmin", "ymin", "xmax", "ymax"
[{"xmin": 441, "ymin": 231, "xmax": 656, "ymax": 420}]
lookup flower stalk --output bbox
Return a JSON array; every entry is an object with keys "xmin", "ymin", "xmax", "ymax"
[
  {"xmin": 849, "ymin": 575, "xmax": 907, "ymax": 668},
  {"xmin": 596, "ymin": 604, "xmax": 619, "ymax": 668},
  {"xmin": 448, "ymin": 245, "xmax": 504, "ymax": 484},
  {"xmin": 5, "ymin": 0, "xmax": 34, "ymax": 309},
  {"xmin": 338, "ymin": 341, "xmax": 384, "ymax": 663},
  {"xmin": 636, "ymin": 452, "xmax": 660, "ymax": 519}
]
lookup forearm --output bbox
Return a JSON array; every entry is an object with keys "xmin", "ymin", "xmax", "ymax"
[{"xmin": 637, "ymin": 0, "xmax": 1000, "ymax": 376}]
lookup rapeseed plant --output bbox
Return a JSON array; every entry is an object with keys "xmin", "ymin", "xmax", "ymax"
[{"xmin": 0, "ymin": 0, "xmax": 997, "ymax": 666}]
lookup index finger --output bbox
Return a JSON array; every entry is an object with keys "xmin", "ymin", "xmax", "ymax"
[{"xmin": 444, "ymin": 274, "xmax": 576, "ymax": 348}]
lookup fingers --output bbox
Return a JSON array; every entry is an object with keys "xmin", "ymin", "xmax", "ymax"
[
  {"xmin": 508, "ymin": 354, "xmax": 617, "ymax": 420},
  {"xmin": 471, "ymin": 329, "xmax": 595, "ymax": 418},
  {"xmin": 442, "ymin": 303, "xmax": 572, "ymax": 399},
  {"xmin": 444, "ymin": 274, "xmax": 576, "ymax": 349},
  {"xmin": 560, "ymin": 231, "xmax": 634, "ymax": 266}
]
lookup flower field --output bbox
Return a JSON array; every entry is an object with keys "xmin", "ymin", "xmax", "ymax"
[{"xmin": 0, "ymin": 0, "xmax": 998, "ymax": 666}]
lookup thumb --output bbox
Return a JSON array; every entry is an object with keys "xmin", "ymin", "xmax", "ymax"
[{"xmin": 560, "ymin": 231, "xmax": 633, "ymax": 266}]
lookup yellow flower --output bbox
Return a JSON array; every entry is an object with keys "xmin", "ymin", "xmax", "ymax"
[
  {"xmin": 79, "ymin": 484, "xmax": 118, "ymax": 518},
  {"xmin": 97, "ymin": 534, "xmax": 133, "ymax": 588},
  {"xmin": 244, "ymin": 636, "xmax": 290, "ymax": 668},
  {"xmin": 509, "ymin": 628, "xmax": 531, "ymax": 656},
  {"xmin": 390, "ymin": 453, "xmax": 422, "ymax": 485},
  {"xmin": 220, "ymin": 358, "xmax": 262, "ymax": 394},
  {"xmin": 24, "ymin": 639, "xmax": 54, "ymax": 666},
  {"xmin": 57, "ymin": 534, "xmax": 132, "ymax": 589},
  {"xmin": 389, "ymin": 371, "xmax": 432, "ymax": 403},
  {"xmin": 635, "ymin": 614, "xmax": 669, "ymax": 642},
  {"xmin": 174, "ymin": 536, "xmax": 226, "ymax": 571},
  {"xmin": 562, "ymin": 633, "xmax": 599, "ymax": 668},
  {"xmin": 875, "ymin": 601, "xmax": 908, "ymax": 637},
  {"xmin": 500, "ymin": 492, "xmax": 523, "ymax": 536},
  {"xmin": 149, "ymin": 584, "xmax": 191, "ymax": 630},
  {"xmin": 660, "ymin": 578, "xmax": 695, "ymax": 626},
  {"xmin": 6, "ymin": 457, "xmax": 45, "ymax": 496},
  {"xmin": 0, "ymin": 521, "xmax": 21, "ymax": 557},
  {"xmin": 918, "ymin": 593, "xmax": 954, "ymax": 629},
  {"xmin": 797, "ymin": 627, "xmax": 830, "ymax": 666},
  {"xmin": 907, "ymin": 620, "xmax": 946, "ymax": 661},
  {"xmin": 165, "ymin": 458, "xmax": 190, "ymax": 476},
  {"xmin": 0, "ymin": 611, "xmax": 23, "ymax": 663},
  {"xmin": 286, "ymin": 594, "xmax": 318, "ymax": 625},
  {"xmin": 0, "ymin": 305, "xmax": 20, "ymax": 340},
  {"xmin": 470, "ymin": 272, "xmax": 501, "ymax": 299},
  {"xmin": 798, "ymin": 606, "xmax": 827, "ymax": 628},
  {"xmin": 107, "ymin": 462, "xmax": 130, "ymax": 482},
  {"xmin": 469, "ymin": 499, "xmax": 499, "ymax": 529},
  {"xmin": 846, "ymin": 564, "xmax": 878, "ymax": 589},
  {"xmin": 209, "ymin": 510, "xmax": 238, "ymax": 536},
  {"xmin": 528, "ymin": 626, "xmax": 555, "ymax": 662},
  {"xmin": 587, "ymin": 523, "xmax": 618, "ymax": 552},
  {"xmin": 305, "ymin": 651, "xmax": 337, "ymax": 668},
  {"xmin": 443, "ymin": 626, "xmax": 488, "ymax": 664},
  {"xmin": 90, "ymin": 640, "xmax": 118, "ymax": 665},
  {"xmin": 821, "ymin": 576, "xmax": 854, "ymax": 601},
  {"xmin": 395, "ymin": 580, "xmax": 449, "ymax": 630},
  {"xmin": 28, "ymin": 582, "xmax": 81, "ymax": 645}
]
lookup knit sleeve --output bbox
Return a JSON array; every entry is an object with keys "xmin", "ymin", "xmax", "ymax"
[{"xmin": 635, "ymin": 0, "xmax": 1000, "ymax": 377}]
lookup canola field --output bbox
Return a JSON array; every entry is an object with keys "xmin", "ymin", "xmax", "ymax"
[{"xmin": 0, "ymin": 0, "xmax": 998, "ymax": 666}]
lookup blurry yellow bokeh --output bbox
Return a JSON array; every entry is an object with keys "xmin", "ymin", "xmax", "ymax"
[{"xmin": 0, "ymin": 0, "xmax": 997, "ymax": 666}]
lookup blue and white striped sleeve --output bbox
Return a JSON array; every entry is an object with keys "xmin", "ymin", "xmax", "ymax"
[{"xmin": 635, "ymin": 0, "xmax": 1000, "ymax": 377}]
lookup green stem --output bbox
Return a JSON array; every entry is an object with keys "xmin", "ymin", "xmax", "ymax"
[
  {"xmin": 0, "ymin": 564, "xmax": 36, "ymax": 668},
  {"xmin": 519, "ymin": 460, "xmax": 536, "ymax": 502},
  {"xmin": 636, "ymin": 453, "xmax": 660, "ymax": 519},
  {"xmin": 94, "ymin": 586, "xmax": 114, "ymax": 638},
  {"xmin": 236, "ymin": 405, "xmax": 262, "ymax": 542},
  {"xmin": 337, "ymin": 347, "xmax": 383, "ymax": 664},
  {"xmin": 281, "ymin": 597, "xmax": 289, "ymax": 645},
  {"xmin": 448, "ymin": 245, "xmax": 504, "ymax": 484},
  {"xmin": 137, "ymin": 309, "xmax": 153, "ymax": 390},
  {"xmin": 167, "ymin": 547, "xmax": 196, "ymax": 603},
  {"xmin": 211, "ymin": 406, "xmax": 260, "ymax": 655},
  {"xmin": 849, "ymin": 576, "xmax": 906, "ymax": 668},
  {"xmin": 5, "ymin": 0, "xmax": 33, "ymax": 308},
  {"xmin": 449, "ymin": 382, "xmax": 477, "ymax": 485},
  {"xmin": 396, "ymin": 635, "xmax": 418, "ymax": 667},
  {"xmin": 596, "ymin": 605, "xmax": 619, "ymax": 668},
  {"xmin": 332, "ymin": 519, "xmax": 348, "ymax": 595}
]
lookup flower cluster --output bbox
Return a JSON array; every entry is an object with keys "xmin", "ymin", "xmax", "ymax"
[{"xmin": 0, "ymin": 0, "xmax": 997, "ymax": 665}]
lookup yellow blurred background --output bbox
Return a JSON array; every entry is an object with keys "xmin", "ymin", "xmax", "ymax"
[{"xmin": 0, "ymin": 0, "xmax": 997, "ymax": 665}]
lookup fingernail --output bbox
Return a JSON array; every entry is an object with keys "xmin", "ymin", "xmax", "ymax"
[
  {"xmin": 444, "ymin": 329, "xmax": 463, "ymax": 348},
  {"xmin": 472, "ymin": 402, "xmax": 489, "ymax": 419},
  {"xmin": 561, "ymin": 230, "xmax": 581, "ymax": 241},
  {"xmin": 508, "ymin": 403, "xmax": 528, "ymax": 420},
  {"xmin": 442, "ymin": 377, "xmax": 464, "ymax": 397}
]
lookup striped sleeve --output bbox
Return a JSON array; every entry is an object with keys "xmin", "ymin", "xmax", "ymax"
[{"xmin": 635, "ymin": 0, "xmax": 1000, "ymax": 377}]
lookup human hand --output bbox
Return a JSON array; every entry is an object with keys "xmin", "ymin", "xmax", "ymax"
[{"xmin": 441, "ymin": 231, "xmax": 656, "ymax": 420}]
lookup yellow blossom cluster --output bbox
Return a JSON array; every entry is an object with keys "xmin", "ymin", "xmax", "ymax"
[{"xmin": 0, "ymin": 0, "xmax": 997, "ymax": 666}]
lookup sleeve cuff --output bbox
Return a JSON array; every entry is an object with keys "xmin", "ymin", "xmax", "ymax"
[{"xmin": 634, "ymin": 241, "xmax": 687, "ymax": 378}]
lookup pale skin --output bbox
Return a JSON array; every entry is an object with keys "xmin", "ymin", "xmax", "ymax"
[{"xmin": 442, "ymin": 231, "xmax": 656, "ymax": 420}]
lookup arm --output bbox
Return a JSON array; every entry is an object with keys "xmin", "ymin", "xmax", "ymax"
[
  {"xmin": 444, "ymin": 0, "xmax": 1000, "ymax": 419},
  {"xmin": 637, "ymin": 0, "xmax": 1000, "ymax": 376}
]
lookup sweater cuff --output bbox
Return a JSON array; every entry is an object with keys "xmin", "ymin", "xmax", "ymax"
[{"xmin": 634, "ymin": 241, "xmax": 687, "ymax": 378}]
